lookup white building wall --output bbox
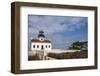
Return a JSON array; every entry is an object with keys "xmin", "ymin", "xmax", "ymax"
[{"xmin": 31, "ymin": 42, "xmax": 52, "ymax": 51}]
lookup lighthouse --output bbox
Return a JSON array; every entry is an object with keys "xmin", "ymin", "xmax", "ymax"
[
  {"xmin": 31, "ymin": 30, "xmax": 52, "ymax": 51},
  {"xmin": 38, "ymin": 30, "xmax": 45, "ymax": 41}
]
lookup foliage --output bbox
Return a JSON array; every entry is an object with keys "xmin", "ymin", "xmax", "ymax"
[{"xmin": 68, "ymin": 41, "xmax": 88, "ymax": 50}]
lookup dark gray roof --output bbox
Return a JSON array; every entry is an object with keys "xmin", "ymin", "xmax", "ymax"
[
  {"xmin": 38, "ymin": 30, "xmax": 45, "ymax": 38},
  {"xmin": 31, "ymin": 39, "xmax": 51, "ymax": 43}
]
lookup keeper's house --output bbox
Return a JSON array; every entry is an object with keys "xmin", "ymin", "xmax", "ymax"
[{"xmin": 31, "ymin": 30, "xmax": 52, "ymax": 51}]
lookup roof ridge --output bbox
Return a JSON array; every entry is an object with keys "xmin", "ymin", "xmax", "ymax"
[{"xmin": 31, "ymin": 38, "xmax": 51, "ymax": 43}]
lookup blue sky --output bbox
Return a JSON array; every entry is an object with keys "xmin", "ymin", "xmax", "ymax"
[{"xmin": 28, "ymin": 15, "xmax": 88, "ymax": 49}]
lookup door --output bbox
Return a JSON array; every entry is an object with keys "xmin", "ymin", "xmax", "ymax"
[{"xmin": 41, "ymin": 45, "xmax": 44, "ymax": 50}]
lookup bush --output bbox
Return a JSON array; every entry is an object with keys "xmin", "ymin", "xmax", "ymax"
[{"xmin": 28, "ymin": 54, "xmax": 41, "ymax": 60}]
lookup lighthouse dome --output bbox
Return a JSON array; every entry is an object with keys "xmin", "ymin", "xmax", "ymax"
[
  {"xmin": 38, "ymin": 30, "xmax": 45, "ymax": 41},
  {"xmin": 38, "ymin": 30, "xmax": 45, "ymax": 38}
]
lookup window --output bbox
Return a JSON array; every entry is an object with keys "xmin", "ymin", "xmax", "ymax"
[
  {"xmin": 37, "ymin": 45, "xmax": 39, "ymax": 48},
  {"xmin": 33, "ymin": 45, "xmax": 35, "ymax": 48},
  {"xmin": 49, "ymin": 45, "xmax": 50, "ymax": 48},
  {"xmin": 45, "ymin": 45, "xmax": 47, "ymax": 48}
]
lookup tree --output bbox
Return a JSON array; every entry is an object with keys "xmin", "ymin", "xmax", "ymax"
[{"xmin": 68, "ymin": 41, "xmax": 88, "ymax": 50}]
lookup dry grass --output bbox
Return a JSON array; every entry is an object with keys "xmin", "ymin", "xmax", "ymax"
[
  {"xmin": 47, "ymin": 51, "xmax": 88, "ymax": 59},
  {"xmin": 28, "ymin": 50, "xmax": 88, "ymax": 60}
]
